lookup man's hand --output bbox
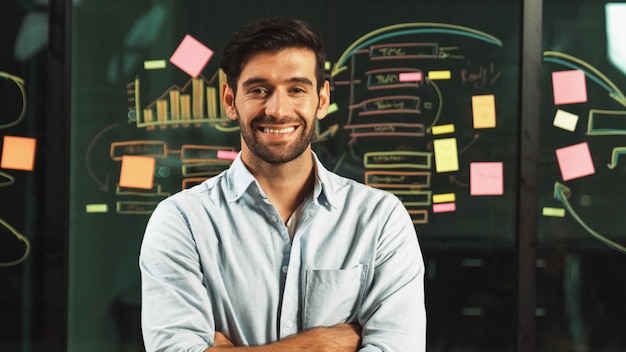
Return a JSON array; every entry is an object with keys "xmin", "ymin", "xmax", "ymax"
[
  {"xmin": 207, "ymin": 323, "xmax": 361, "ymax": 351},
  {"xmin": 214, "ymin": 331, "xmax": 235, "ymax": 347}
]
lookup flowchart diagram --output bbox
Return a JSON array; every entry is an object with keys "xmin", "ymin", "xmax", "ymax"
[
  {"xmin": 81, "ymin": 22, "xmax": 518, "ymax": 238},
  {"xmin": 542, "ymin": 50, "xmax": 626, "ymax": 254},
  {"xmin": 325, "ymin": 23, "xmax": 511, "ymax": 225}
]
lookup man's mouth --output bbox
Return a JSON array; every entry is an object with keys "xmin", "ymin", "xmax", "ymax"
[{"xmin": 261, "ymin": 127, "xmax": 296, "ymax": 134}]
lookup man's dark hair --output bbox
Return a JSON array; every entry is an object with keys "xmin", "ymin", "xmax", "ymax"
[{"xmin": 220, "ymin": 18, "xmax": 327, "ymax": 94}]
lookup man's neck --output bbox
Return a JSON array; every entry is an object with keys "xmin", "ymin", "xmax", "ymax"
[{"xmin": 243, "ymin": 152, "xmax": 316, "ymax": 223}]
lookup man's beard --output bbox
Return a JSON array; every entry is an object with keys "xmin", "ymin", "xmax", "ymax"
[{"xmin": 237, "ymin": 111, "xmax": 316, "ymax": 164}]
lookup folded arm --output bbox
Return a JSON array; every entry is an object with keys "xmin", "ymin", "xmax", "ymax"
[{"xmin": 207, "ymin": 324, "xmax": 361, "ymax": 352}]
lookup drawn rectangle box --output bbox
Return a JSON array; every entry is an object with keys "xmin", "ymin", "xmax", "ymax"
[
  {"xmin": 182, "ymin": 177, "xmax": 210, "ymax": 189},
  {"xmin": 357, "ymin": 96, "xmax": 421, "ymax": 116},
  {"xmin": 586, "ymin": 109, "xmax": 626, "ymax": 135},
  {"xmin": 116, "ymin": 201, "xmax": 159, "ymax": 215},
  {"xmin": 406, "ymin": 208, "xmax": 429, "ymax": 224},
  {"xmin": 346, "ymin": 123, "xmax": 426, "ymax": 138},
  {"xmin": 181, "ymin": 145, "xmax": 236, "ymax": 163},
  {"xmin": 183, "ymin": 162, "xmax": 231, "ymax": 177},
  {"xmin": 389, "ymin": 190, "xmax": 432, "ymax": 206},
  {"xmin": 365, "ymin": 68, "xmax": 424, "ymax": 90},
  {"xmin": 364, "ymin": 171, "xmax": 431, "ymax": 188},
  {"xmin": 115, "ymin": 184, "xmax": 166, "ymax": 197},
  {"xmin": 110, "ymin": 141, "xmax": 167, "ymax": 160},
  {"xmin": 369, "ymin": 43, "xmax": 439, "ymax": 60},
  {"xmin": 364, "ymin": 151, "xmax": 432, "ymax": 170}
]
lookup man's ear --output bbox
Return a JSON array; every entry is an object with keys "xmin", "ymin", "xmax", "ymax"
[
  {"xmin": 316, "ymin": 80, "xmax": 331, "ymax": 120},
  {"xmin": 222, "ymin": 82, "xmax": 238, "ymax": 121}
]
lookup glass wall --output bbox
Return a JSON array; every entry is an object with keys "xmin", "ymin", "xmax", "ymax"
[
  {"xmin": 1, "ymin": 0, "xmax": 625, "ymax": 351},
  {"xmin": 537, "ymin": 1, "xmax": 626, "ymax": 350},
  {"xmin": 67, "ymin": 1, "xmax": 522, "ymax": 350},
  {"xmin": 0, "ymin": 1, "xmax": 64, "ymax": 351}
]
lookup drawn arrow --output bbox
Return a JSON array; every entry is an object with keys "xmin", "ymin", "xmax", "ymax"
[
  {"xmin": 543, "ymin": 51, "xmax": 626, "ymax": 109},
  {"xmin": 553, "ymin": 182, "xmax": 626, "ymax": 254},
  {"xmin": 0, "ymin": 71, "xmax": 27, "ymax": 129},
  {"xmin": 85, "ymin": 123, "xmax": 120, "ymax": 191},
  {"xmin": 315, "ymin": 124, "xmax": 340, "ymax": 142},
  {"xmin": 424, "ymin": 78, "xmax": 444, "ymax": 133},
  {"xmin": 331, "ymin": 23, "xmax": 503, "ymax": 77},
  {"xmin": 449, "ymin": 175, "xmax": 468, "ymax": 188},
  {"xmin": 459, "ymin": 133, "xmax": 481, "ymax": 154},
  {"xmin": 0, "ymin": 171, "xmax": 16, "ymax": 187},
  {"xmin": 607, "ymin": 147, "xmax": 626, "ymax": 169},
  {"xmin": 0, "ymin": 217, "xmax": 31, "ymax": 267}
]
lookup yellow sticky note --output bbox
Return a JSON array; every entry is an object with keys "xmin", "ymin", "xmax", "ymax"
[
  {"xmin": 119, "ymin": 155, "xmax": 155, "ymax": 189},
  {"xmin": 144, "ymin": 60, "xmax": 167, "ymax": 70},
  {"xmin": 1, "ymin": 136, "xmax": 37, "ymax": 171},
  {"xmin": 428, "ymin": 70, "xmax": 451, "ymax": 80},
  {"xmin": 543, "ymin": 207, "xmax": 566, "ymax": 217},
  {"xmin": 433, "ymin": 193, "xmax": 456, "ymax": 203},
  {"xmin": 472, "ymin": 94, "xmax": 496, "ymax": 129},
  {"xmin": 433, "ymin": 138, "xmax": 459, "ymax": 172},
  {"xmin": 431, "ymin": 124, "xmax": 455, "ymax": 135},
  {"xmin": 86, "ymin": 204, "xmax": 109, "ymax": 213}
]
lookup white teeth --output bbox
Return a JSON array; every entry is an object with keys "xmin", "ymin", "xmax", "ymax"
[{"xmin": 263, "ymin": 127, "xmax": 296, "ymax": 134}]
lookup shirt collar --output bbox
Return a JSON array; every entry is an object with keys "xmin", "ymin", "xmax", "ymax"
[{"xmin": 225, "ymin": 151, "xmax": 337, "ymax": 210}]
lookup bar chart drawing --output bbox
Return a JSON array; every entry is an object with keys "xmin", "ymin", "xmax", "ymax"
[{"xmin": 129, "ymin": 70, "xmax": 237, "ymax": 130}]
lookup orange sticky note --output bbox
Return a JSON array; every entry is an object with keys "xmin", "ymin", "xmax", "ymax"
[
  {"xmin": 472, "ymin": 94, "xmax": 496, "ymax": 129},
  {"xmin": 1, "ymin": 136, "xmax": 36, "ymax": 171},
  {"xmin": 170, "ymin": 34, "xmax": 214, "ymax": 78},
  {"xmin": 119, "ymin": 155, "xmax": 155, "ymax": 189},
  {"xmin": 470, "ymin": 162, "xmax": 504, "ymax": 196},
  {"xmin": 555, "ymin": 142, "xmax": 595, "ymax": 181},
  {"xmin": 552, "ymin": 70, "xmax": 587, "ymax": 105}
]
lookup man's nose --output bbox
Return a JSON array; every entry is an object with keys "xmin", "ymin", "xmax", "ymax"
[{"xmin": 265, "ymin": 90, "xmax": 292, "ymax": 118}]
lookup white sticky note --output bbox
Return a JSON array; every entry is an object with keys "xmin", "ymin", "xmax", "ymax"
[{"xmin": 553, "ymin": 109, "xmax": 579, "ymax": 132}]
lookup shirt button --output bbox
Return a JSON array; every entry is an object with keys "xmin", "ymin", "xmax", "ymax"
[
  {"xmin": 281, "ymin": 266, "xmax": 288, "ymax": 273},
  {"xmin": 270, "ymin": 215, "xmax": 278, "ymax": 222},
  {"xmin": 286, "ymin": 320, "xmax": 294, "ymax": 328}
]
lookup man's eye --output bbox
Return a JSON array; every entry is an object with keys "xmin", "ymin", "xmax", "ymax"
[{"xmin": 250, "ymin": 88, "xmax": 268, "ymax": 95}]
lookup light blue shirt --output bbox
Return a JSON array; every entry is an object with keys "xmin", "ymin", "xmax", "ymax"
[{"xmin": 140, "ymin": 152, "xmax": 426, "ymax": 351}]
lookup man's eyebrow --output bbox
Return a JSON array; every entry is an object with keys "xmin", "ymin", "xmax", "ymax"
[
  {"xmin": 287, "ymin": 77, "xmax": 314, "ymax": 86},
  {"xmin": 241, "ymin": 76, "xmax": 314, "ymax": 88},
  {"xmin": 241, "ymin": 77, "xmax": 269, "ymax": 88}
]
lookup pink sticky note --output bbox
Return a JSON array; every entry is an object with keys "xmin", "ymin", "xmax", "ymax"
[
  {"xmin": 433, "ymin": 202, "xmax": 456, "ymax": 213},
  {"xmin": 170, "ymin": 34, "xmax": 214, "ymax": 77},
  {"xmin": 217, "ymin": 150, "xmax": 238, "ymax": 161},
  {"xmin": 470, "ymin": 162, "xmax": 504, "ymax": 196},
  {"xmin": 552, "ymin": 70, "xmax": 587, "ymax": 105},
  {"xmin": 555, "ymin": 142, "xmax": 595, "ymax": 181},
  {"xmin": 399, "ymin": 72, "xmax": 423, "ymax": 82},
  {"xmin": 119, "ymin": 155, "xmax": 155, "ymax": 189},
  {"xmin": 1, "ymin": 136, "xmax": 37, "ymax": 171}
]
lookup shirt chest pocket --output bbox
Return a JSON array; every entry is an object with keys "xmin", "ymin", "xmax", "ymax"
[{"xmin": 302, "ymin": 264, "xmax": 367, "ymax": 329}]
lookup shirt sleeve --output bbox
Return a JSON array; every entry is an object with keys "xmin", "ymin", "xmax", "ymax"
[
  {"xmin": 358, "ymin": 198, "xmax": 427, "ymax": 352},
  {"xmin": 139, "ymin": 200, "xmax": 215, "ymax": 352}
]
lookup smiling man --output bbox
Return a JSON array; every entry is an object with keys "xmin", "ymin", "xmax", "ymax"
[{"xmin": 140, "ymin": 18, "xmax": 426, "ymax": 352}]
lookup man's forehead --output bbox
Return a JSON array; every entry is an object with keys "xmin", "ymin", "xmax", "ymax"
[{"xmin": 237, "ymin": 48, "xmax": 317, "ymax": 83}]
